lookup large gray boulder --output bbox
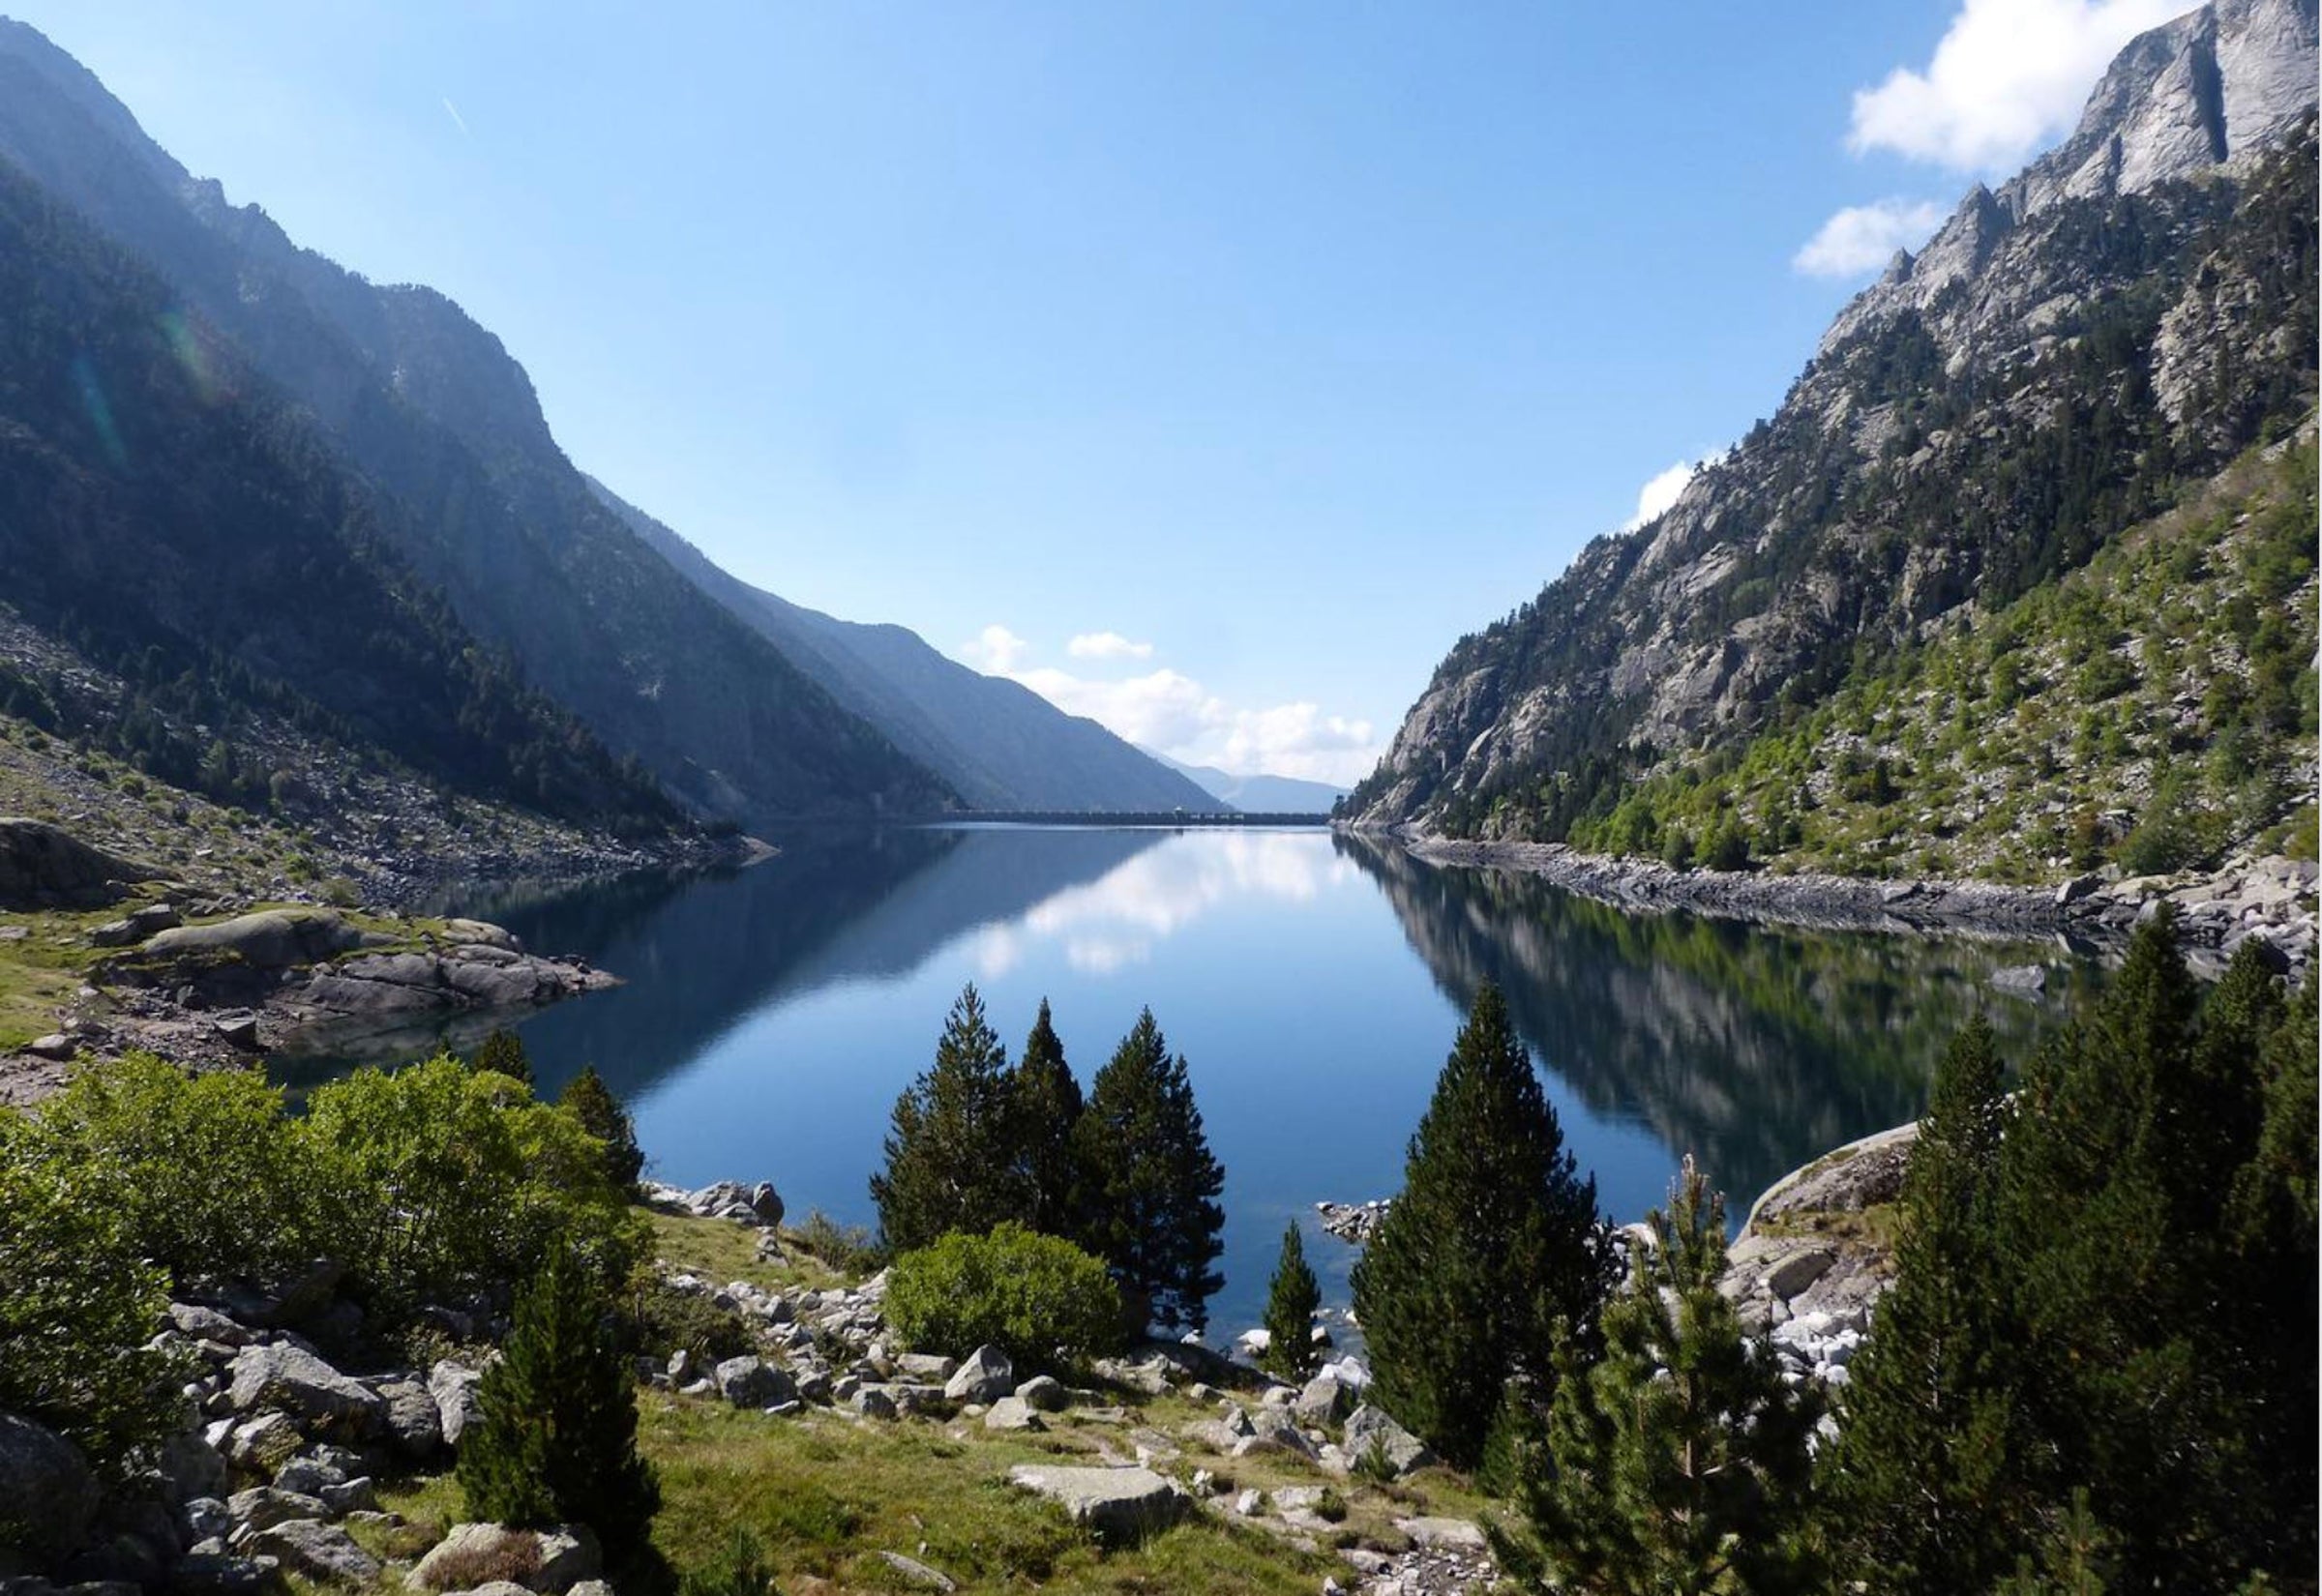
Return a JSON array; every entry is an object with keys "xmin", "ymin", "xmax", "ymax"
[
  {"xmin": 0, "ymin": 817, "xmax": 164, "ymax": 908},
  {"xmin": 0, "ymin": 1411, "xmax": 99, "ymax": 1563},
  {"xmin": 943, "ymin": 1345, "xmax": 1013, "ymax": 1405},
  {"xmin": 248, "ymin": 1520, "xmax": 380, "ymax": 1584},
  {"xmin": 406, "ymin": 1522, "xmax": 600, "ymax": 1593},
  {"xmin": 1341, "ymin": 1404, "xmax": 1436, "ymax": 1478},
  {"xmin": 375, "ymin": 1378, "xmax": 444, "ymax": 1459},
  {"xmin": 1293, "ymin": 1371, "xmax": 1354, "ymax": 1427},
  {"xmin": 712, "ymin": 1357, "xmax": 793, "ymax": 1408},
  {"xmin": 227, "ymin": 1345, "xmax": 384, "ymax": 1439},
  {"xmin": 428, "ymin": 1362, "xmax": 486, "ymax": 1449},
  {"xmin": 142, "ymin": 910, "xmax": 369, "ymax": 971},
  {"xmin": 225, "ymin": 1488, "xmax": 332, "ymax": 1533},
  {"xmin": 1006, "ymin": 1464, "xmax": 1189, "ymax": 1540}
]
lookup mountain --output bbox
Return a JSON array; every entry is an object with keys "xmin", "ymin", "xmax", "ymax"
[
  {"xmin": 1347, "ymin": 0, "xmax": 2318, "ymax": 884},
  {"xmin": 582, "ymin": 481, "xmax": 1226, "ymax": 814},
  {"xmin": 0, "ymin": 20, "xmax": 951, "ymax": 823},
  {"xmin": 1141, "ymin": 751, "xmax": 1348, "ymax": 813},
  {"xmin": 0, "ymin": 155, "xmax": 674, "ymax": 837}
]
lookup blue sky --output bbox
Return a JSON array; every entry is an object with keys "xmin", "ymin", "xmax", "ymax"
[{"xmin": 8, "ymin": 1, "xmax": 2196, "ymax": 782}]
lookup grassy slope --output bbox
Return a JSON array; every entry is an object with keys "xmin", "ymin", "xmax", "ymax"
[
  {"xmin": 1576, "ymin": 429, "xmax": 2321, "ymax": 883},
  {"xmin": 309, "ymin": 1208, "xmax": 1503, "ymax": 1596}
]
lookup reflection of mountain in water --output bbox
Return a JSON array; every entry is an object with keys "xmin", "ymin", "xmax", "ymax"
[
  {"xmin": 1336, "ymin": 835, "xmax": 2095, "ymax": 1204},
  {"xmin": 277, "ymin": 826, "xmax": 1167, "ymax": 1103}
]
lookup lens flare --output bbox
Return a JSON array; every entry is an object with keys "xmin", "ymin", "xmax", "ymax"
[
  {"xmin": 160, "ymin": 308, "xmax": 227, "ymax": 405},
  {"xmin": 68, "ymin": 353, "xmax": 127, "ymax": 471}
]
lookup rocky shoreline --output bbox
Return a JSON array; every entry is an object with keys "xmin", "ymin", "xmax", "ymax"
[{"xmin": 1350, "ymin": 825, "xmax": 2318, "ymax": 979}]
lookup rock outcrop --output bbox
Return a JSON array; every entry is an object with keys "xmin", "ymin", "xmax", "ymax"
[{"xmin": 0, "ymin": 816, "xmax": 166, "ymax": 908}]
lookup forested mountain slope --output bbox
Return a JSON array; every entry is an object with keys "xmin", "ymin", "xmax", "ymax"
[
  {"xmin": 0, "ymin": 19, "xmax": 950, "ymax": 822},
  {"xmin": 585, "ymin": 480, "xmax": 1227, "ymax": 814},
  {"xmin": 1347, "ymin": 0, "xmax": 2318, "ymax": 883},
  {"xmin": 0, "ymin": 157, "xmax": 674, "ymax": 836}
]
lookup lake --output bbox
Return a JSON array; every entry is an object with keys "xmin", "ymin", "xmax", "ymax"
[{"xmin": 273, "ymin": 825, "xmax": 2099, "ymax": 1343}]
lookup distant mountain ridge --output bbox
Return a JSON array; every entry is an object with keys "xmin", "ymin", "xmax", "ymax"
[
  {"xmin": 0, "ymin": 17, "xmax": 949, "ymax": 823},
  {"xmin": 583, "ymin": 480, "xmax": 1226, "ymax": 814},
  {"xmin": 1347, "ymin": 0, "xmax": 2318, "ymax": 876},
  {"xmin": 1141, "ymin": 751, "xmax": 1348, "ymax": 813}
]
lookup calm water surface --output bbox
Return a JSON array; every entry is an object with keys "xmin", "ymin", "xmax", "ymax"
[{"xmin": 275, "ymin": 826, "xmax": 2098, "ymax": 1340}]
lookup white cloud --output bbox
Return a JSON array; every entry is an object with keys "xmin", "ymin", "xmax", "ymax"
[
  {"xmin": 956, "ymin": 631, "xmax": 1382, "ymax": 784},
  {"xmin": 1065, "ymin": 631, "xmax": 1154, "ymax": 661},
  {"xmin": 962, "ymin": 623, "xmax": 1029, "ymax": 673},
  {"xmin": 1848, "ymin": 0, "xmax": 2193, "ymax": 172},
  {"xmin": 1792, "ymin": 197, "xmax": 1950, "ymax": 279},
  {"xmin": 1626, "ymin": 459, "xmax": 1701, "ymax": 529}
]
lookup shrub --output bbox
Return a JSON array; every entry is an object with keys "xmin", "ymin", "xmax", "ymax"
[
  {"xmin": 1260, "ymin": 1221, "xmax": 1322, "ymax": 1381},
  {"xmin": 625, "ymin": 1277, "xmax": 755, "ymax": 1369},
  {"xmin": 885, "ymin": 1223, "xmax": 1124, "ymax": 1369},
  {"xmin": 787, "ymin": 1209, "xmax": 884, "ymax": 1275},
  {"xmin": 31, "ymin": 1052, "xmax": 320, "ymax": 1288},
  {"xmin": 678, "ymin": 1528, "xmax": 774, "ymax": 1596},
  {"xmin": 298, "ymin": 1055, "xmax": 640, "ymax": 1315},
  {"xmin": 0, "ymin": 1117, "xmax": 179, "ymax": 1474},
  {"xmin": 560, "ymin": 1066, "xmax": 646, "ymax": 1189}
]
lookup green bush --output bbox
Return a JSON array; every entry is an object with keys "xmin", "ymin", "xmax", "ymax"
[
  {"xmin": 0, "ymin": 1117, "xmax": 179, "ymax": 1475},
  {"xmin": 32, "ymin": 1052, "xmax": 321, "ymax": 1289},
  {"xmin": 301, "ymin": 1055, "xmax": 640, "ymax": 1315},
  {"xmin": 625, "ymin": 1277, "xmax": 755, "ymax": 1369},
  {"xmin": 885, "ymin": 1223, "xmax": 1124, "ymax": 1369}
]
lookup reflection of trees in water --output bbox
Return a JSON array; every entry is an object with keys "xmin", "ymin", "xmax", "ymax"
[
  {"xmin": 1335, "ymin": 835, "xmax": 2098, "ymax": 1205},
  {"xmin": 280, "ymin": 827, "xmax": 1173, "ymax": 1106}
]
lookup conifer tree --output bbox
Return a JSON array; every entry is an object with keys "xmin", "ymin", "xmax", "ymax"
[
  {"xmin": 558, "ymin": 1065, "xmax": 645, "ymax": 1189},
  {"xmin": 870, "ymin": 984, "xmax": 1027, "ymax": 1253},
  {"xmin": 1074, "ymin": 1009, "xmax": 1226, "ymax": 1333},
  {"xmin": 472, "ymin": 1026, "xmax": 533, "ymax": 1086},
  {"xmin": 1261, "ymin": 1220, "xmax": 1323, "ymax": 1381},
  {"xmin": 1825, "ymin": 1016, "xmax": 2024, "ymax": 1594},
  {"xmin": 1351, "ymin": 982, "xmax": 1618, "ymax": 1467},
  {"xmin": 459, "ymin": 1248, "xmax": 659, "ymax": 1556},
  {"xmin": 1012, "ymin": 998, "xmax": 1086, "ymax": 1238},
  {"xmin": 1502, "ymin": 1158, "xmax": 1821, "ymax": 1596}
]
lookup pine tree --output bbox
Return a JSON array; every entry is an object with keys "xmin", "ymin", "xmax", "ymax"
[
  {"xmin": 1503, "ymin": 1158, "xmax": 1822, "ymax": 1596},
  {"xmin": 458, "ymin": 1248, "xmax": 659, "ymax": 1556},
  {"xmin": 1261, "ymin": 1220, "xmax": 1322, "ymax": 1381},
  {"xmin": 472, "ymin": 1026, "xmax": 533, "ymax": 1086},
  {"xmin": 870, "ymin": 984, "xmax": 1027, "ymax": 1253},
  {"xmin": 558, "ymin": 1065, "xmax": 645, "ymax": 1189},
  {"xmin": 1825, "ymin": 1016, "xmax": 2025, "ymax": 1594},
  {"xmin": 1012, "ymin": 998, "xmax": 1086, "ymax": 1238},
  {"xmin": 1074, "ymin": 1008, "xmax": 1226, "ymax": 1333},
  {"xmin": 1350, "ymin": 982, "xmax": 1618, "ymax": 1467}
]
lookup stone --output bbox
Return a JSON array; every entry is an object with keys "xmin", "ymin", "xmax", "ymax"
[
  {"xmin": 1341, "ymin": 1404, "xmax": 1435, "ymax": 1478},
  {"xmin": 877, "ymin": 1552, "xmax": 957, "ymax": 1592},
  {"xmin": 1294, "ymin": 1373, "xmax": 1354, "ymax": 1427},
  {"xmin": 226, "ymin": 1489, "xmax": 332, "ymax": 1533},
  {"xmin": 712, "ymin": 1357, "xmax": 794, "ymax": 1408},
  {"xmin": 1234, "ymin": 1488, "xmax": 1265, "ymax": 1517},
  {"xmin": 894, "ymin": 1353, "xmax": 957, "ymax": 1382},
  {"xmin": 853, "ymin": 1386, "xmax": 899, "ymax": 1420},
  {"xmin": 213, "ymin": 1015, "xmax": 262, "ymax": 1050},
  {"xmin": 1006, "ymin": 1465, "xmax": 1190, "ymax": 1540},
  {"xmin": 983, "ymin": 1397, "xmax": 1045, "ymax": 1433},
  {"xmin": 169, "ymin": 1552, "xmax": 286, "ymax": 1596},
  {"xmin": 0, "ymin": 1413, "xmax": 98, "ymax": 1563},
  {"xmin": 375, "ymin": 1379, "xmax": 444, "ymax": 1459},
  {"xmin": 227, "ymin": 1345, "xmax": 383, "ymax": 1438},
  {"xmin": 1766, "ymin": 1247, "xmax": 1838, "ymax": 1302},
  {"xmin": 318, "ymin": 1479, "xmax": 376, "ymax": 1516},
  {"xmin": 168, "ymin": 1305, "xmax": 257, "ymax": 1346},
  {"xmin": 406, "ymin": 1522, "xmax": 600, "ymax": 1593},
  {"xmin": 427, "ymin": 1363, "xmax": 486, "ymax": 1449},
  {"xmin": 159, "ymin": 1429, "xmax": 230, "ymax": 1502},
  {"xmin": 0, "ymin": 817, "xmax": 164, "ymax": 909},
  {"xmin": 1396, "ymin": 1516, "xmax": 1488, "ymax": 1552},
  {"xmin": 247, "ymin": 1520, "xmax": 380, "ymax": 1584},
  {"xmin": 1990, "ymin": 963, "xmax": 2047, "ymax": 993},
  {"xmin": 1013, "ymin": 1374, "xmax": 1068, "ymax": 1412},
  {"xmin": 224, "ymin": 1413, "xmax": 303, "ymax": 1474},
  {"xmin": 943, "ymin": 1345, "xmax": 1013, "ymax": 1405}
]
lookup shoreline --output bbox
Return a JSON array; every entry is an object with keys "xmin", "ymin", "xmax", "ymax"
[{"xmin": 1340, "ymin": 824, "xmax": 2317, "ymax": 978}]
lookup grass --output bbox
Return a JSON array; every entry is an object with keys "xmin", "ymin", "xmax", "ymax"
[{"xmin": 0, "ymin": 908, "xmax": 111, "ymax": 1050}]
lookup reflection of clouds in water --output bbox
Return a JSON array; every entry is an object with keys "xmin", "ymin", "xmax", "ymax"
[{"xmin": 1004, "ymin": 833, "xmax": 1352, "ymax": 976}]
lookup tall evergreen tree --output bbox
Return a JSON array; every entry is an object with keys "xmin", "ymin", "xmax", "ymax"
[
  {"xmin": 1825, "ymin": 1016, "xmax": 2025, "ymax": 1594},
  {"xmin": 1261, "ymin": 1220, "xmax": 1323, "ymax": 1381},
  {"xmin": 558, "ymin": 1065, "xmax": 645, "ymax": 1190},
  {"xmin": 871, "ymin": 984, "xmax": 1027, "ymax": 1253},
  {"xmin": 471, "ymin": 1026, "xmax": 533, "ymax": 1086},
  {"xmin": 458, "ymin": 1248, "xmax": 659, "ymax": 1557},
  {"xmin": 1351, "ymin": 982, "xmax": 1618, "ymax": 1467},
  {"xmin": 1012, "ymin": 998, "xmax": 1086, "ymax": 1238},
  {"xmin": 1074, "ymin": 1009, "xmax": 1226, "ymax": 1333},
  {"xmin": 1501, "ymin": 1159, "xmax": 1822, "ymax": 1596}
]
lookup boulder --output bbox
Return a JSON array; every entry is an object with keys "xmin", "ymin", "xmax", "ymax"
[
  {"xmin": 141, "ymin": 910, "xmax": 366, "ymax": 972},
  {"xmin": 170, "ymin": 1552, "xmax": 286, "ymax": 1596},
  {"xmin": 247, "ymin": 1521, "xmax": 379, "ymax": 1584},
  {"xmin": 1396, "ymin": 1516, "xmax": 1489, "ymax": 1552},
  {"xmin": 0, "ymin": 817, "xmax": 164, "ymax": 908},
  {"xmin": 712, "ymin": 1357, "xmax": 793, "ymax": 1408},
  {"xmin": 877, "ymin": 1551, "xmax": 957, "ymax": 1592},
  {"xmin": 1013, "ymin": 1374, "xmax": 1068, "ymax": 1412},
  {"xmin": 225, "ymin": 1489, "xmax": 331, "ymax": 1533},
  {"xmin": 406, "ymin": 1523, "xmax": 598, "ymax": 1594},
  {"xmin": 893, "ymin": 1353, "xmax": 956, "ymax": 1382},
  {"xmin": 1294, "ymin": 1372, "xmax": 1354, "ymax": 1427},
  {"xmin": 427, "ymin": 1363, "xmax": 486, "ymax": 1449},
  {"xmin": 982, "ymin": 1397, "xmax": 1044, "ymax": 1433},
  {"xmin": 227, "ymin": 1345, "xmax": 383, "ymax": 1438},
  {"xmin": 1341, "ymin": 1404, "xmax": 1435, "ymax": 1478},
  {"xmin": 1006, "ymin": 1465, "xmax": 1189, "ymax": 1540},
  {"xmin": 852, "ymin": 1386, "xmax": 899, "ymax": 1420},
  {"xmin": 943, "ymin": 1345, "xmax": 1013, "ymax": 1405},
  {"xmin": 167, "ymin": 1305, "xmax": 257, "ymax": 1346},
  {"xmin": 1766, "ymin": 1247, "xmax": 1838, "ymax": 1302},
  {"xmin": 375, "ymin": 1379, "xmax": 444, "ymax": 1459},
  {"xmin": 0, "ymin": 1412, "xmax": 98, "ymax": 1563},
  {"xmin": 223, "ymin": 1413, "xmax": 303, "ymax": 1474}
]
